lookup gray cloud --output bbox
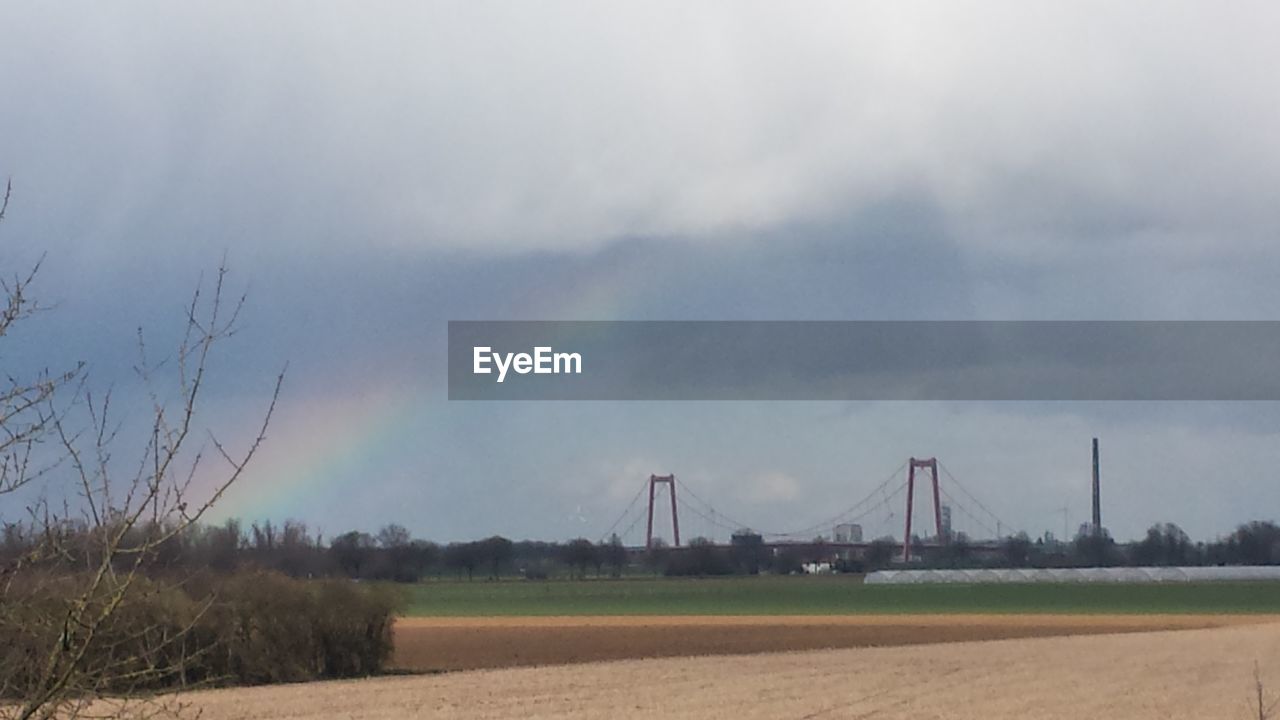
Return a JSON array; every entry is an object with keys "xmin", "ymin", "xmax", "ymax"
[
  {"xmin": 3, "ymin": 3, "xmax": 1280, "ymax": 543},
  {"xmin": 3, "ymin": 2, "xmax": 1279, "ymax": 258}
]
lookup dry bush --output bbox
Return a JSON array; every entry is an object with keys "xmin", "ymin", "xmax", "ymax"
[
  {"xmin": 0, "ymin": 570, "xmax": 400, "ymax": 698},
  {"xmin": 193, "ymin": 572, "xmax": 400, "ymax": 685},
  {"xmin": 0, "ymin": 573, "xmax": 202, "ymax": 697}
]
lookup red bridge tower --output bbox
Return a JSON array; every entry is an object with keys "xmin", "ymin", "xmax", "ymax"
[
  {"xmin": 902, "ymin": 457, "xmax": 944, "ymax": 562},
  {"xmin": 645, "ymin": 474, "xmax": 681, "ymax": 549}
]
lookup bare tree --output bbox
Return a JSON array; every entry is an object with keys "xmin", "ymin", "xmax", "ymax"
[
  {"xmin": 0, "ymin": 181, "xmax": 284, "ymax": 719},
  {"xmin": 1, "ymin": 182, "xmax": 81, "ymax": 507},
  {"xmin": 603, "ymin": 533, "xmax": 628, "ymax": 577},
  {"xmin": 562, "ymin": 538, "xmax": 596, "ymax": 579}
]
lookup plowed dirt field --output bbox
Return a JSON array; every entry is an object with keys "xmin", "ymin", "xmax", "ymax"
[
  {"xmin": 180, "ymin": 618, "xmax": 1280, "ymax": 720},
  {"xmin": 391, "ymin": 613, "xmax": 1267, "ymax": 671}
]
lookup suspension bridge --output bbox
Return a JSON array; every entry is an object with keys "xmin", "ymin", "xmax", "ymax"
[{"xmin": 598, "ymin": 457, "xmax": 1015, "ymax": 563}]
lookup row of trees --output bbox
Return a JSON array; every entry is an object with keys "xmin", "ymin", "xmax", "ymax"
[
  {"xmin": 955, "ymin": 520, "xmax": 1280, "ymax": 570},
  {"xmin": 641, "ymin": 521, "xmax": 1280, "ymax": 576},
  {"xmin": 12, "ymin": 516, "xmax": 1275, "ymax": 584},
  {"xmin": 0, "ymin": 518, "xmax": 644, "ymax": 582},
  {"xmin": 327, "ymin": 528, "xmax": 629, "ymax": 580}
]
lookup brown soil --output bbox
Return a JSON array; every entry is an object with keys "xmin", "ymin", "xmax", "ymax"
[
  {"xmin": 178, "ymin": 620, "xmax": 1280, "ymax": 720},
  {"xmin": 391, "ymin": 613, "xmax": 1271, "ymax": 672}
]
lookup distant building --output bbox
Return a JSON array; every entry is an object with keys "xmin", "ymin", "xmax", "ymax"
[
  {"xmin": 940, "ymin": 506, "xmax": 952, "ymax": 540},
  {"xmin": 833, "ymin": 523, "xmax": 863, "ymax": 543}
]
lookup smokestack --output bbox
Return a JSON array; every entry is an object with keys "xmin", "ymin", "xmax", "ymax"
[{"xmin": 1091, "ymin": 437, "xmax": 1101, "ymax": 535}]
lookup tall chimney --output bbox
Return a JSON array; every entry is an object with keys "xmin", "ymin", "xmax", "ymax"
[{"xmin": 1091, "ymin": 437, "xmax": 1101, "ymax": 535}]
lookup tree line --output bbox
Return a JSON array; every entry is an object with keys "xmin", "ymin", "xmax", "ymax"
[
  {"xmin": 0, "ymin": 518, "xmax": 636, "ymax": 582},
  {"xmin": 998, "ymin": 520, "xmax": 1280, "ymax": 569},
  {"xmin": 8, "ymin": 517, "xmax": 1276, "ymax": 584}
]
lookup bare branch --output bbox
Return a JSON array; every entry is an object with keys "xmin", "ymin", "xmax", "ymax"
[{"xmin": 1, "ymin": 254, "xmax": 284, "ymax": 719}]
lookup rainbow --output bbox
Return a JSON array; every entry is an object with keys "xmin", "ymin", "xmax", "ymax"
[
  {"xmin": 209, "ymin": 383, "xmax": 420, "ymax": 523},
  {"xmin": 206, "ymin": 252, "xmax": 651, "ymax": 523}
]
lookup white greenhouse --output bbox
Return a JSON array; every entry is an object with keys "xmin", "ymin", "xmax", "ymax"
[{"xmin": 863, "ymin": 566, "xmax": 1280, "ymax": 584}]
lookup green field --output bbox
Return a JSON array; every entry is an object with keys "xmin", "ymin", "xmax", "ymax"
[{"xmin": 400, "ymin": 575, "xmax": 1280, "ymax": 617}]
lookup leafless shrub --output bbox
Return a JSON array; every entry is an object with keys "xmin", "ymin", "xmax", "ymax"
[{"xmin": 1, "ymin": 569, "xmax": 399, "ymax": 704}]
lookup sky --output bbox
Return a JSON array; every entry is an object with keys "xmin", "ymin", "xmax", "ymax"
[{"xmin": 3, "ymin": 2, "xmax": 1280, "ymax": 544}]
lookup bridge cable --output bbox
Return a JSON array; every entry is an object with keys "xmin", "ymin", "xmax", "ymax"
[
  {"xmin": 767, "ymin": 460, "xmax": 909, "ymax": 539},
  {"xmin": 674, "ymin": 494, "xmax": 744, "ymax": 534},
  {"xmin": 678, "ymin": 464, "xmax": 907, "ymax": 539},
  {"xmin": 598, "ymin": 476, "xmax": 652, "ymax": 542},
  {"xmin": 616, "ymin": 508, "xmax": 649, "ymax": 545},
  {"xmin": 938, "ymin": 485, "xmax": 999, "ymax": 539},
  {"xmin": 675, "ymin": 479, "xmax": 759, "ymax": 534},
  {"xmin": 936, "ymin": 461, "xmax": 1013, "ymax": 537}
]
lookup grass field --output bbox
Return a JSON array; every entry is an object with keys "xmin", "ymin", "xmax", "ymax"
[{"xmin": 401, "ymin": 575, "xmax": 1280, "ymax": 616}]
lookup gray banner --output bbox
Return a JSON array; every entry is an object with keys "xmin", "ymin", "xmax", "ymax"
[{"xmin": 447, "ymin": 321, "xmax": 1280, "ymax": 400}]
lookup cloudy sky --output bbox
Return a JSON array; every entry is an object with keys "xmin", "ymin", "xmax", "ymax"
[{"xmin": 3, "ymin": 2, "xmax": 1280, "ymax": 544}]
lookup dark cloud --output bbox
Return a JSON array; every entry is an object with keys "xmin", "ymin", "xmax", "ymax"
[{"xmin": 3, "ymin": 2, "xmax": 1280, "ymax": 542}]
